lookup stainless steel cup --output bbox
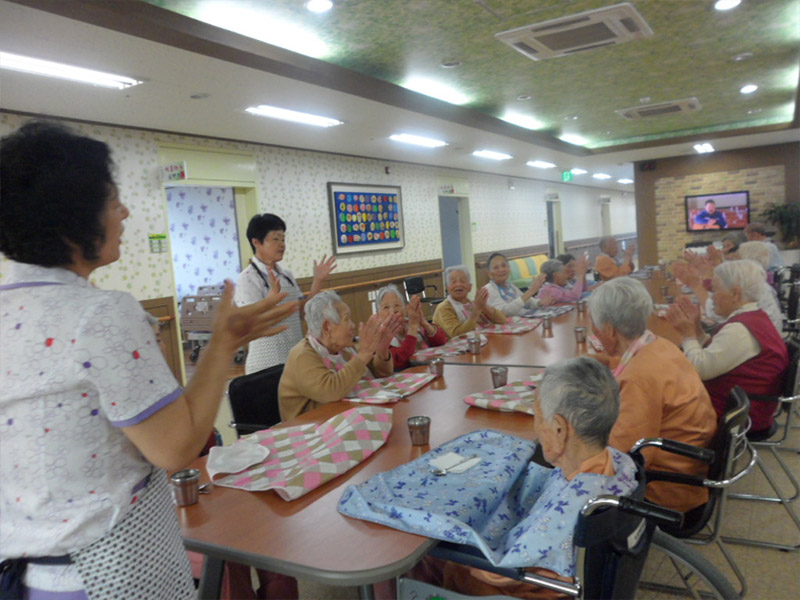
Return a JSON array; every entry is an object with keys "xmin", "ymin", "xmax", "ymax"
[
  {"xmin": 542, "ymin": 315, "xmax": 552, "ymax": 331},
  {"xmin": 574, "ymin": 326, "xmax": 587, "ymax": 344},
  {"xmin": 428, "ymin": 358, "xmax": 444, "ymax": 377},
  {"xmin": 407, "ymin": 416, "xmax": 431, "ymax": 446},
  {"xmin": 170, "ymin": 468, "xmax": 201, "ymax": 507},
  {"xmin": 660, "ymin": 285, "xmax": 669, "ymax": 296},
  {"xmin": 467, "ymin": 336, "xmax": 481, "ymax": 354},
  {"xmin": 576, "ymin": 300, "xmax": 587, "ymax": 313},
  {"xmin": 490, "ymin": 366, "xmax": 508, "ymax": 389},
  {"xmin": 665, "ymin": 294, "xmax": 675, "ymax": 304}
]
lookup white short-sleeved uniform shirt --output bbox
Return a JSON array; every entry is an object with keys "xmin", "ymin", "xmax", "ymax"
[
  {"xmin": 234, "ymin": 257, "xmax": 303, "ymax": 373},
  {"xmin": 0, "ymin": 263, "xmax": 181, "ymax": 565}
]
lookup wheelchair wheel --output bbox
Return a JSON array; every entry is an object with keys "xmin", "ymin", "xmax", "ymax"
[{"xmin": 637, "ymin": 530, "xmax": 738, "ymax": 600}]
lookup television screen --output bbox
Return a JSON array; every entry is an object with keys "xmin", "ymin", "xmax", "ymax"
[{"xmin": 685, "ymin": 191, "xmax": 749, "ymax": 232}]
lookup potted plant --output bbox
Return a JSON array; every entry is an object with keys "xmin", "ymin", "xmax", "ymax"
[{"xmin": 763, "ymin": 201, "xmax": 800, "ymax": 248}]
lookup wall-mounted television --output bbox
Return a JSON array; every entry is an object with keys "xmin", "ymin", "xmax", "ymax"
[{"xmin": 685, "ymin": 190, "xmax": 750, "ymax": 232}]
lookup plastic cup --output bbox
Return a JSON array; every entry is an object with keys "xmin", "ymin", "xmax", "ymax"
[
  {"xmin": 407, "ymin": 416, "xmax": 431, "ymax": 446},
  {"xmin": 490, "ymin": 366, "xmax": 509, "ymax": 389},
  {"xmin": 428, "ymin": 358, "xmax": 444, "ymax": 377},
  {"xmin": 574, "ymin": 326, "xmax": 587, "ymax": 344},
  {"xmin": 170, "ymin": 468, "xmax": 201, "ymax": 507},
  {"xmin": 467, "ymin": 336, "xmax": 481, "ymax": 354}
]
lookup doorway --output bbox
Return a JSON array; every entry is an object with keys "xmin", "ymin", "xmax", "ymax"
[
  {"xmin": 438, "ymin": 196, "xmax": 463, "ymax": 268},
  {"xmin": 546, "ymin": 196, "xmax": 564, "ymax": 257}
]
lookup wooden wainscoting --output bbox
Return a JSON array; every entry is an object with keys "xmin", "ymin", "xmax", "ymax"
[
  {"xmin": 296, "ymin": 259, "xmax": 444, "ymax": 325},
  {"xmin": 141, "ymin": 296, "xmax": 184, "ymax": 385}
]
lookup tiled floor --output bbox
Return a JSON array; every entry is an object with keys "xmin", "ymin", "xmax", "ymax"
[{"xmin": 193, "ymin": 349, "xmax": 800, "ymax": 599}]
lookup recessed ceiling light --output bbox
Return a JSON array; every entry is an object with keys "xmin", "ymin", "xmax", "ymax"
[
  {"xmin": 0, "ymin": 51, "xmax": 142, "ymax": 89},
  {"xmin": 245, "ymin": 105, "xmax": 342, "ymax": 127},
  {"xmin": 570, "ymin": 168, "xmax": 588, "ymax": 175},
  {"xmin": 516, "ymin": 93, "xmax": 532, "ymax": 101},
  {"xmin": 714, "ymin": 0, "xmax": 741, "ymax": 10},
  {"xmin": 403, "ymin": 77, "xmax": 470, "ymax": 105},
  {"xmin": 502, "ymin": 112, "xmax": 544, "ymax": 130},
  {"xmin": 440, "ymin": 59, "xmax": 462, "ymax": 68},
  {"xmin": 527, "ymin": 160, "xmax": 556, "ymax": 169},
  {"xmin": 190, "ymin": 92, "xmax": 210, "ymax": 100},
  {"xmin": 747, "ymin": 108, "xmax": 762, "ymax": 115},
  {"xmin": 389, "ymin": 133, "xmax": 447, "ymax": 148},
  {"xmin": 618, "ymin": 178, "xmax": 634, "ymax": 184},
  {"xmin": 560, "ymin": 134, "xmax": 587, "ymax": 146},
  {"xmin": 639, "ymin": 97, "xmax": 652, "ymax": 104},
  {"xmin": 693, "ymin": 143, "xmax": 715, "ymax": 153},
  {"xmin": 306, "ymin": 0, "xmax": 333, "ymax": 13},
  {"xmin": 472, "ymin": 150, "xmax": 512, "ymax": 161},
  {"xmin": 740, "ymin": 84, "xmax": 758, "ymax": 94},
  {"xmin": 732, "ymin": 52, "xmax": 753, "ymax": 62},
  {"xmin": 564, "ymin": 114, "xmax": 579, "ymax": 121},
  {"xmin": 592, "ymin": 173, "xmax": 612, "ymax": 180}
]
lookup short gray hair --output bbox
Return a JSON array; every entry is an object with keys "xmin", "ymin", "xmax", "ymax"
[
  {"xmin": 445, "ymin": 265, "xmax": 471, "ymax": 286},
  {"xmin": 305, "ymin": 290, "xmax": 345, "ymax": 338},
  {"xmin": 589, "ymin": 276, "xmax": 653, "ymax": 339},
  {"xmin": 599, "ymin": 235, "xmax": 616, "ymax": 252},
  {"xmin": 714, "ymin": 260, "xmax": 765, "ymax": 303},
  {"xmin": 375, "ymin": 283, "xmax": 405, "ymax": 308},
  {"xmin": 539, "ymin": 357, "xmax": 620, "ymax": 447},
  {"xmin": 745, "ymin": 222, "xmax": 768, "ymax": 236},
  {"xmin": 540, "ymin": 259, "xmax": 564, "ymax": 283},
  {"xmin": 737, "ymin": 241, "xmax": 771, "ymax": 269},
  {"xmin": 721, "ymin": 231, "xmax": 747, "ymax": 247}
]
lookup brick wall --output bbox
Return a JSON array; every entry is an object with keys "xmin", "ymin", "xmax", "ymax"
[{"xmin": 654, "ymin": 165, "xmax": 785, "ymax": 260}]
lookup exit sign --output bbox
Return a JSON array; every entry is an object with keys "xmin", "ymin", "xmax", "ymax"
[{"xmin": 561, "ymin": 171, "xmax": 573, "ymax": 182}]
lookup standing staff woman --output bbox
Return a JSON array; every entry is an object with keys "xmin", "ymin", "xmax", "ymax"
[
  {"xmin": 235, "ymin": 213, "xmax": 336, "ymax": 373},
  {"xmin": 0, "ymin": 121, "xmax": 297, "ymax": 599}
]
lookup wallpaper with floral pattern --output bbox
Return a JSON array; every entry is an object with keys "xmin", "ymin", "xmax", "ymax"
[{"xmin": 0, "ymin": 112, "xmax": 636, "ymax": 300}]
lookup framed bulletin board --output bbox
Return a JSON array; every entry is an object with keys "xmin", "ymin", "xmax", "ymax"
[{"xmin": 327, "ymin": 183, "xmax": 404, "ymax": 255}]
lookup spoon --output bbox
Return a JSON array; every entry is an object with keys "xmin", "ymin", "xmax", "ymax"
[
  {"xmin": 433, "ymin": 454, "xmax": 479, "ymax": 476},
  {"xmin": 198, "ymin": 483, "xmax": 212, "ymax": 494}
]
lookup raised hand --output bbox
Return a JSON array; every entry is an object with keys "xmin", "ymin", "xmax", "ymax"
[
  {"xmin": 474, "ymin": 286, "xmax": 489, "ymax": 310},
  {"xmin": 313, "ymin": 254, "xmax": 337, "ymax": 282},
  {"xmin": 705, "ymin": 245, "xmax": 724, "ymax": 267},
  {"xmin": 529, "ymin": 273, "xmax": 546, "ymax": 295},
  {"xmin": 666, "ymin": 300, "xmax": 699, "ymax": 339},
  {"xmin": 672, "ymin": 262, "xmax": 700, "ymax": 289},
  {"xmin": 266, "ymin": 267, "xmax": 282, "ymax": 298},
  {"xmin": 575, "ymin": 254, "xmax": 590, "ymax": 275},
  {"xmin": 212, "ymin": 280, "xmax": 298, "ymax": 353}
]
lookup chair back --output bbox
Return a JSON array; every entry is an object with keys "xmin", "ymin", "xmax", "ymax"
[
  {"xmin": 227, "ymin": 363, "xmax": 284, "ymax": 437},
  {"xmin": 788, "ymin": 281, "xmax": 800, "ymax": 321},
  {"xmin": 403, "ymin": 276, "xmax": 426, "ymax": 297}
]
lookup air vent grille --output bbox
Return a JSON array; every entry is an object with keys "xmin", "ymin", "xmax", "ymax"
[
  {"xmin": 495, "ymin": 2, "xmax": 653, "ymax": 61},
  {"xmin": 615, "ymin": 98, "xmax": 702, "ymax": 120}
]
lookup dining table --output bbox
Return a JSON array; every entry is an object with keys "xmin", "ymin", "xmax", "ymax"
[{"xmin": 180, "ymin": 364, "xmax": 543, "ymax": 599}]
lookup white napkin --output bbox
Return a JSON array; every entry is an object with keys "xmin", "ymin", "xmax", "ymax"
[
  {"xmin": 207, "ymin": 441, "xmax": 269, "ymax": 476},
  {"xmin": 429, "ymin": 452, "xmax": 481, "ymax": 474}
]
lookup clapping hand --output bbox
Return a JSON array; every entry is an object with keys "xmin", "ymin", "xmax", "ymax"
[
  {"xmin": 672, "ymin": 262, "xmax": 701, "ymax": 289},
  {"xmin": 529, "ymin": 273, "xmax": 546, "ymax": 295},
  {"xmin": 407, "ymin": 296, "xmax": 422, "ymax": 332},
  {"xmin": 266, "ymin": 267, "xmax": 282, "ymax": 298},
  {"xmin": 575, "ymin": 254, "xmax": 590, "ymax": 275},
  {"xmin": 666, "ymin": 296, "xmax": 701, "ymax": 339}
]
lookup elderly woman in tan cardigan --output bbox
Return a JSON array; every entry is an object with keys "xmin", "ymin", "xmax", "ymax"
[
  {"xmin": 433, "ymin": 265, "xmax": 506, "ymax": 338},
  {"xmin": 278, "ymin": 290, "xmax": 400, "ymax": 421}
]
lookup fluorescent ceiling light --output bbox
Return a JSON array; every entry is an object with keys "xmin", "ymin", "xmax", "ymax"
[
  {"xmin": 246, "ymin": 105, "xmax": 342, "ymax": 127},
  {"xmin": 739, "ymin": 84, "xmax": 758, "ymax": 94},
  {"xmin": 570, "ymin": 168, "xmax": 588, "ymax": 175},
  {"xmin": 472, "ymin": 150, "xmax": 512, "ymax": 161},
  {"xmin": 693, "ymin": 143, "xmax": 715, "ymax": 153},
  {"xmin": 527, "ymin": 160, "xmax": 556, "ymax": 169},
  {"xmin": 389, "ymin": 133, "xmax": 447, "ymax": 148},
  {"xmin": 592, "ymin": 173, "xmax": 612, "ymax": 180},
  {"xmin": 0, "ymin": 51, "xmax": 141, "ymax": 89},
  {"xmin": 502, "ymin": 112, "xmax": 544, "ymax": 130},
  {"xmin": 560, "ymin": 134, "xmax": 588, "ymax": 146},
  {"xmin": 306, "ymin": 0, "xmax": 333, "ymax": 13},
  {"xmin": 714, "ymin": 0, "xmax": 741, "ymax": 10},
  {"xmin": 618, "ymin": 178, "xmax": 634, "ymax": 184},
  {"xmin": 403, "ymin": 77, "xmax": 470, "ymax": 105}
]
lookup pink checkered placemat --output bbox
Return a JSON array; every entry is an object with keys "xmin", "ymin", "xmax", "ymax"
[
  {"xmin": 463, "ymin": 374, "xmax": 543, "ymax": 415},
  {"xmin": 344, "ymin": 372, "xmax": 436, "ymax": 404},
  {"xmin": 478, "ymin": 316, "xmax": 540, "ymax": 335},
  {"xmin": 208, "ymin": 406, "xmax": 393, "ymax": 500},
  {"xmin": 411, "ymin": 333, "xmax": 488, "ymax": 362}
]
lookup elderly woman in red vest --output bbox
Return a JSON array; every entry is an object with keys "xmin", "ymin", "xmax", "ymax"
[{"xmin": 667, "ymin": 259, "xmax": 788, "ymax": 435}]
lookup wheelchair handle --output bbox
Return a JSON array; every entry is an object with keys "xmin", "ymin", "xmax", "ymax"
[
  {"xmin": 631, "ymin": 437, "xmax": 715, "ymax": 464},
  {"xmin": 581, "ymin": 495, "xmax": 683, "ymax": 528}
]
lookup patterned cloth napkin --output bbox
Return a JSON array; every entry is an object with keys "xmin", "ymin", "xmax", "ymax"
[
  {"xmin": 478, "ymin": 316, "xmax": 540, "ymax": 335},
  {"xmin": 463, "ymin": 374, "xmax": 542, "ymax": 415},
  {"xmin": 411, "ymin": 333, "xmax": 489, "ymax": 362},
  {"xmin": 207, "ymin": 406, "xmax": 393, "ymax": 500},
  {"xmin": 521, "ymin": 305, "xmax": 575, "ymax": 318},
  {"xmin": 344, "ymin": 372, "xmax": 436, "ymax": 404}
]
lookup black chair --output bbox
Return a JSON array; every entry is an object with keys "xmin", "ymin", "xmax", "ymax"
[
  {"xmin": 397, "ymin": 456, "xmax": 692, "ymax": 600},
  {"xmin": 403, "ymin": 276, "xmax": 445, "ymax": 307},
  {"xmin": 227, "ymin": 363, "xmax": 283, "ymax": 437},
  {"xmin": 631, "ymin": 386, "xmax": 756, "ymax": 597},
  {"xmin": 784, "ymin": 280, "xmax": 800, "ymax": 333}
]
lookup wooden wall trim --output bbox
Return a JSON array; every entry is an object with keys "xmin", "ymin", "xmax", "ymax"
[{"xmin": 141, "ymin": 296, "xmax": 184, "ymax": 385}]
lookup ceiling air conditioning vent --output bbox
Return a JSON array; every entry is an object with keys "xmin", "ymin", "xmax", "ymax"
[
  {"xmin": 615, "ymin": 98, "xmax": 702, "ymax": 120},
  {"xmin": 495, "ymin": 2, "xmax": 653, "ymax": 61}
]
